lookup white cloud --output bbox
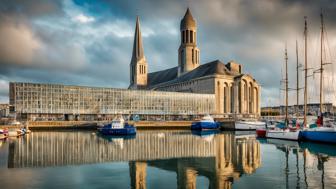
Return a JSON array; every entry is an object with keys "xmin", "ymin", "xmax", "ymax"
[{"xmin": 73, "ymin": 14, "xmax": 95, "ymax": 24}]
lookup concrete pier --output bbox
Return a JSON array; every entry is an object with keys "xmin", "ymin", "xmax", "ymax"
[
  {"xmin": 0, "ymin": 121, "xmax": 194, "ymax": 130},
  {"xmin": 0, "ymin": 120, "xmax": 237, "ymax": 130}
]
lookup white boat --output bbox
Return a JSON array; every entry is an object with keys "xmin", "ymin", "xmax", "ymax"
[
  {"xmin": 7, "ymin": 129, "xmax": 24, "ymax": 137},
  {"xmin": 234, "ymin": 120, "xmax": 266, "ymax": 130},
  {"xmin": 266, "ymin": 128, "xmax": 300, "ymax": 141}
]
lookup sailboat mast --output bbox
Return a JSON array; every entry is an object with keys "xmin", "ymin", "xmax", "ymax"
[
  {"xmin": 296, "ymin": 40, "xmax": 299, "ymax": 115},
  {"xmin": 285, "ymin": 46, "xmax": 289, "ymax": 125},
  {"xmin": 304, "ymin": 16, "xmax": 308, "ymax": 126},
  {"xmin": 320, "ymin": 13, "xmax": 324, "ymax": 114}
]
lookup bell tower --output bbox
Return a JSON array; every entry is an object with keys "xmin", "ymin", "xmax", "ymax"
[
  {"xmin": 178, "ymin": 8, "xmax": 200, "ymax": 76},
  {"xmin": 129, "ymin": 16, "xmax": 148, "ymax": 89}
]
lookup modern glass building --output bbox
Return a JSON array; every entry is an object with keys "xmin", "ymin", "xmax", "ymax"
[{"xmin": 9, "ymin": 82, "xmax": 215, "ymax": 121}]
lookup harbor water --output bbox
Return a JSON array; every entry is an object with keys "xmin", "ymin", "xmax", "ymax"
[{"xmin": 0, "ymin": 130, "xmax": 335, "ymax": 189}]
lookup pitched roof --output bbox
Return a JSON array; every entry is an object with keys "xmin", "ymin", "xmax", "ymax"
[
  {"xmin": 147, "ymin": 66, "xmax": 178, "ymax": 87},
  {"xmin": 148, "ymin": 60, "xmax": 235, "ymax": 88}
]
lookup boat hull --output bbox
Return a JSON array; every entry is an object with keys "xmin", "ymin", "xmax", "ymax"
[
  {"xmin": 191, "ymin": 122, "xmax": 219, "ymax": 130},
  {"xmin": 235, "ymin": 121, "xmax": 265, "ymax": 130},
  {"xmin": 99, "ymin": 125, "xmax": 136, "ymax": 135},
  {"xmin": 256, "ymin": 128, "xmax": 266, "ymax": 138},
  {"xmin": 266, "ymin": 130, "xmax": 300, "ymax": 141},
  {"xmin": 301, "ymin": 128, "xmax": 336, "ymax": 144}
]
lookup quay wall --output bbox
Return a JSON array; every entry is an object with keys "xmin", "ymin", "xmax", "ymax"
[
  {"xmin": 0, "ymin": 120, "xmax": 235, "ymax": 130},
  {"xmin": 0, "ymin": 121, "xmax": 194, "ymax": 130}
]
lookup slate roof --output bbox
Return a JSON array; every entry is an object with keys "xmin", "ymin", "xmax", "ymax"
[
  {"xmin": 147, "ymin": 60, "xmax": 237, "ymax": 89},
  {"xmin": 147, "ymin": 66, "xmax": 178, "ymax": 87}
]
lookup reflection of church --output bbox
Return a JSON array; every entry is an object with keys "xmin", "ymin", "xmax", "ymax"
[
  {"xmin": 129, "ymin": 134, "xmax": 261, "ymax": 189},
  {"xmin": 129, "ymin": 8, "xmax": 261, "ymax": 117},
  {"xmin": 7, "ymin": 131, "xmax": 261, "ymax": 189}
]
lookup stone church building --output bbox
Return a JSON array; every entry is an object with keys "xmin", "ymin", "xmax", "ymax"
[{"xmin": 129, "ymin": 9, "xmax": 260, "ymax": 117}]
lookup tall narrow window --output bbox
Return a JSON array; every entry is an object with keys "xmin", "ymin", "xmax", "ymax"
[
  {"xmin": 231, "ymin": 86, "xmax": 234, "ymax": 113},
  {"xmin": 186, "ymin": 30, "xmax": 189, "ymax": 43},
  {"xmin": 190, "ymin": 30, "xmax": 193, "ymax": 43},
  {"xmin": 192, "ymin": 49, "xmax": 194, "ymax": 64},
  {"xmin": 182, "ymin": 31, "xmax": 185, "ymax": 43},
  {"xmin": 195, "ymin": 50, "xmax": 198, "ymax": 64}
]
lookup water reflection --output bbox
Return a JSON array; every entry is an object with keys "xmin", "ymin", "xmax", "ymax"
[
  {"xmin": 1, "ymin": 131, "xmax": 335, "ymax": 189},
  {"xmin": 264, "ymin": 139, "xmax": 336, "ymax": 189},
  {"xmin": 5, "ymin": 131, "xmax": 260, "ymax": 189}
]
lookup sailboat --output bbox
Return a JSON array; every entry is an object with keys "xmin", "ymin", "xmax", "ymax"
[
  {"xmin": 300, "ymin": 13, "xmax": 336, "ymax": 143},
  {"xmin": 266, "ymin": 46, "xmax": 300, "ymax": 140}
]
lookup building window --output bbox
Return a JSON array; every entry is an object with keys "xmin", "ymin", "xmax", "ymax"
[
  {"xmin": 182, "ymin": 31, "xmax": 185, "ymax": 43},
  {"xmin": 192, "ymin": 49, "xmax": 194, "ymax": 64},
  {"xmin": 190, "ymin": 30, "xmax": 193, "ymax": 43},
  {"xmin": 186, "ymin": 30, "xmax": 189, "ymax": 43}
]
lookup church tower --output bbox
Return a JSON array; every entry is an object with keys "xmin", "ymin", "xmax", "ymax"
[
  {"xmin": 178, "ymin": 8, "xmax": 200, "ymax": 76},
  {"xmin": 129, "ymin": 16, "xmax": 148, "ymax": 89}
]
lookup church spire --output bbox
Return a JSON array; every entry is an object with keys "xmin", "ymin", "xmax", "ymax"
[
  {"xmin": 129, "ymin": 16, "xmax": 148, "ymax": 89},
  {"xmin": 132, "ymin": 16, "xmax": 145, "ymax": 62}
]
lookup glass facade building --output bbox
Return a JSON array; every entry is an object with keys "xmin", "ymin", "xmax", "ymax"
[{"xmin": 9, "ymin": 82, "xmax": 215, "ymax": 120}]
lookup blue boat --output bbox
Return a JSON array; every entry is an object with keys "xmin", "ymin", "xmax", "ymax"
[
  {"xmin": 191, "ymin": 115, "xmax": 219, "ymax": 130},
  {"xmin": 99, "ymin": 117, "xmax": 136, "ymax": 135},
  {"xmin": 300, "ymin": 127, "xmax": 336, "ymax": 144},
  {"xmin": 299, "ymin": 114, "xmax": 336, "ymax": 144}
]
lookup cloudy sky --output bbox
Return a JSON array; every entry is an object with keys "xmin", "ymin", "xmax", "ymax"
[{"xmin": 0, "ymin": 0, "xmax": 336, "ymax": 107}]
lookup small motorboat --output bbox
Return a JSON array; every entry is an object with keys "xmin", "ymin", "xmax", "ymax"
[
  {"xmin": 191, "ymin": 115, "xmax": 219, "ymax": 130},
  {"xmin": 98, "ymin": 116, "xmax": 136, "ymax": 135},
  {"xmin": 235, "ymin": 120, "xmax": 266, "ymax": 130}
]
